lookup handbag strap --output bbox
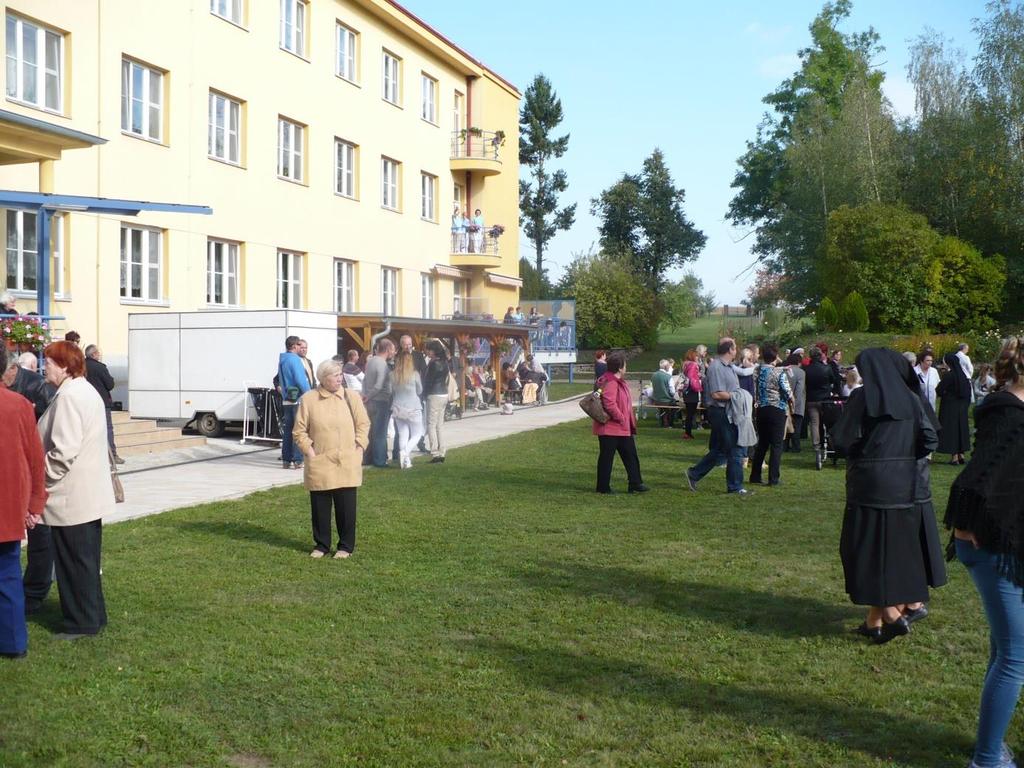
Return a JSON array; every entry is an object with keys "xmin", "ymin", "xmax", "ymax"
[{"xmin": 107, "ymin": 446, "xmax": 119, "ymax": 475}]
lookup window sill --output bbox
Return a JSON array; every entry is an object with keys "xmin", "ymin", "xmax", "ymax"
[
  {"xmin": 209, "ymin": 155, "xmax": 245, "ymax": 169},
  {"xmin": 9, "ymin": 289, "xmax": 37, "ymax": 298},
  {"xmin": 336, "ymin": 74, "xmax": 360, "ymax": 88},
  {"xmin": 421, "ymin": 117, "xmax": 438, "ymax": 128},
  {"xmin": 120, "ymin": 299, "xmax": 170, "ymax": 308},
  {"xmin": 277, "ymin": 175, "xmax": 307, "ymax": 187},
  {"xmin": 204, "ymin": 304, "xmax": 244, "ymax": 311},
  {"xmin": 210, "ymin": 12, "xmax": 248, "ymax": 31},
  {"xmin": 54, "ymin": 293, "xmax": 72, "ymax": 302},
  {"xmin": 381, "ymin": 205, "xmax": 402, "ymax": 214},
  {"xmin": 121, "ymin": 130, "xmax": 167, "ymax": 147},
  {"xmin": 280, "ymin": 47, "xmax": 310, "ymax": 63},
  {"xmin": 421, "ymin": 216, "xmax": 438, "ymax": 225},
  {"xmin": 382, "ymin": 98, "xmax": 403, "ymax": 110},
  {"xmin": 334, "ymin": 191, "xmax": 358, "ymax": 202},
  {"xmin": 5, "ymin": 97, "xmax": 66, "ymax": 119}
]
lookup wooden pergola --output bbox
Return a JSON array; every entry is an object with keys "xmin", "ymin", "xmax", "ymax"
[{"xmin": 338, "ymin": 314, "xmax": 532, "ymax": 405}]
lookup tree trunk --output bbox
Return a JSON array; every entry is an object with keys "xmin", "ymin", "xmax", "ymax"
[{"xmin": 861, "ymin": 88, "xmax": 881, "ymax": 203}]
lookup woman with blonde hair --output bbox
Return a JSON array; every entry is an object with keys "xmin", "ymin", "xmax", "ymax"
[
  {"xmin": 391, "ymin": 349, "xmax": 424, "ymax": 469},
  {"xmin": 293, "ymin": 359, "xmax": 370, "ymax": 558},
  {"xmin": 947, "ymin": 337, "xmax": 1024, "ymax": 768}
]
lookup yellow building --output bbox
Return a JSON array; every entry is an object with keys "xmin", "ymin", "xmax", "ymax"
[{"xmin": 0, "ymin": 0, "xmax": 521, "ymax": 375}]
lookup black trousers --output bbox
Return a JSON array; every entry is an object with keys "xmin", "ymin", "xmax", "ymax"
[
  {"xmin": 596, "ymin": 435, "xmax": 643, "ymax": 492},
  {"xmin": 310, "ymin": 488, "xmax": 357, "ymax": 554},
  {"xmin": 785, "ymin": 414, "xmax": 804, "ymax": 452},
  {"xmin": 52, "ymin": 520, "xmax": 107, "ymax": 635},
  {"xmin": 750, "ymin": 406, "xmax": 788, "ymax": 485},
  {"xmin": 684, "ymin": 402, "xmax": 698, "ymax": 436},
  {"xmin": 23, "ymin": 522, "xmax": 54, "ymax": 607}
]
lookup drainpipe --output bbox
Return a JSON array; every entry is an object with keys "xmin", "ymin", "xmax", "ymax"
[
  {"xmin": 369, "ymin": 319, "xmax": 392, "ymax": 352},
  {"xmin": 465, "ymin": 76, "xmax": 473, "ymax": 207}
]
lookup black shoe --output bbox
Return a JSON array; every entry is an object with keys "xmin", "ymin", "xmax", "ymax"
[
  {"xmin": 749, "ymin": 477, "xmax": 764, "ymax": 486},
  {"xmin": 430, "ymin": 456, "xmax": 445, "ymax": 464},
  {"xmin": 113, "ymin": 455, "xmax": 126, "ymax": 465},
  {"xmin": 596, "ymin": 489, "xmax": 616, "ymax": 495},
  {"xmin": 854, "ymin": 622, "xmax": 882, "ymax": 640},
  {"xmin": 628, "ymin": 484, "xmax": 650, "ymax": 493},
  {"xmin": 24, "ymin": 599, "xmax": 42, "ymax": 616},
  {"xmin": 1, "ymin": 650, "xmax": 27, "ymax": 659},
  {"xmin": 904, "ymin": 605, "xmax": 928, "ymax": 624},
  {"xmin": 684, "ymin": 471, "xmax": 698, "ymax": 492},
  {"xmin": 874, "ymin": 616, "xmax": 911, "ymax": 645},
  {"xmin": 417, "ymin": 441, "xmax": 428, "ymax": 453}
]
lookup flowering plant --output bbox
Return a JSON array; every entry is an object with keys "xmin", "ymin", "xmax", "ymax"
[
  {"xmin": 489, "ymin": 224, "xmax": 506, "ymax": 237},
  {"xmin": 1, "ymin": 315, "xmax": 50, "ymax": 348}
]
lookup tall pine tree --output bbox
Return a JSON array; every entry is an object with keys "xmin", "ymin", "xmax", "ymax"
[{"xmin": 519, "ymin": 74, "xmax": 576, "ymax": 289}]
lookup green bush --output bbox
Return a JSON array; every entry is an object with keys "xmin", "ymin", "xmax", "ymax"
[
  {"xmin": 561, "ymin": 251, "xmax": 657, "ymax": 349},
  {"xmin": 816, "ymin": 297, "xmax": 839, "ymax": 331},
  {"xmin": 927, "ymin": 236, "xmax": 1005, "ymax": 332},
  {"xmin": 839, "ymin": 291, "xmax": 870, "ymax": 332}
]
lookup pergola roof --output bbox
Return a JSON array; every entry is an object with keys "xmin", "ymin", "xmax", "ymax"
[{"xmin": 0, "ymin": 189, "xmax": 212, "ymax": 216}]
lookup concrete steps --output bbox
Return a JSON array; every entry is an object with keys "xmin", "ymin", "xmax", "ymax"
[{"xmin": 111, "ymin": 411, "xmax": 207, "ymax": 457}]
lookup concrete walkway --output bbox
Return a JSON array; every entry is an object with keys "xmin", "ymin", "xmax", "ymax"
[{"xmin": 109, "ymin": 396, "xmax": 589, "ymax": 524}]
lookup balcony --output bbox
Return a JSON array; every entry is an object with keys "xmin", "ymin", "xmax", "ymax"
[
  {"xmin": 450, "ymin": 228, "xmax": 503, "ymax": 268},
  {"xmin": 450, "ymin": 129, "xmax": 503, "ymax": 176}
]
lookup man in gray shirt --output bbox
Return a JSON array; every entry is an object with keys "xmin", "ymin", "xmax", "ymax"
[
  {"xmin": 685, "ymin": 337, "xmax": 750, "ymax": 495},
  {"xmin": 362, "ymin": 338, "xmax": 394, "ymax": 467}
]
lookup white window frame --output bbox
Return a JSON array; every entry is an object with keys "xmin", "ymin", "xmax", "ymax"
[
  {"xmin": 381, "ymin": 157, "xmax": 399, "ymax": 211},
  {"xmin": 207, "ymin": 239, "xmax": 240, "ymax": 307},
  {"xmin": 119, "ymin": 225, "xmax": 164, "ymax": 304},
  {"xmin": 382, "ymin": 50, "xmax": 400, "ymax": 105},
  {"xmin": 208, "ymin": 91, "xmax": 241, "ymax": 165},
  {"xmin": 420, "ymin": 273, "xmax": 434, "ymax": 319},
  {"xmin": 210, "ymin": 0, "xmax": 243, "ymax": 26},
  {"xmin": 334, "ymin": 258, "xmax": 354, "ymax": 313},
  {"xmin": 421, "ymin": 73, "xmax": 436, "ymax": 123},
  {"xmin": 5, "ymin": 209, "xmax": 37, "ymax": 293},
  {"xmin": 335, "ymin": 138, "xmax": 356, "ymax": 198},
  {"xmin": 279, "ymin": 0, "xmax": 307, "ymax": 58},
  {"xmin": 121, "ymin": 58, "xmax": 164, "ymax": 142},
  {"xmin": 5, "ymin": 13, "xmax": 63, "ymax": 113},
  {"xmin": 51, "ymin": 213, "xmax": 65, "ymax": 298},
  {"xmin": 277, "ymin": 250, "xmax": 303, "ymax": 309},
  {"xmin": 381, "ymin": 267, "xmax": 397, "ymax": 315},
  {"xmin": 453, "ymin": 90, "xmax": 463, "ymax": 134},
  {"xmin": 453, "ymin": 279, "xmax": 467, "ymax": 315},
  {"xmin": 420, "ymin": 172, "xmax": 436, "ymax": 221},
  {"xmin": 336, "ymin": 22, "xmax": 357, "ymax": 83},
  {"xmin": 277, "ymin": 118, "xmax": 304, "ymax": 182}
]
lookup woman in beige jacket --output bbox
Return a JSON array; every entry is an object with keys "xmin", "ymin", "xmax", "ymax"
[
  {"xmin": 37, "ymin": 341, "xmax": 113, "ymax": 637},
  {"xmin": 293, "ymin": 359, "xmax": 370, "ymax": 559}
]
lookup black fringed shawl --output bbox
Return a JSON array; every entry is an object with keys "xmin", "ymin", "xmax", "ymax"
[{"xmin": 945, "ymin": 390, "xmax": 1024, "ymax": 586}]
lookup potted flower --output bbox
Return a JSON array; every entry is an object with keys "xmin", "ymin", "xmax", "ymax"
[
  {"xmin": 1, "ymin": 315, "xmax": 51, "ymax": 352},
  {"xmin": 488, "ymin": 224, "xmax": 506, "ymax": 238}
]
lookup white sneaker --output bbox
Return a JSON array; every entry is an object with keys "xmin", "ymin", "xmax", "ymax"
[{"xmin": 310, "ymin": 549, "xmax": 326, "ymax": 559}]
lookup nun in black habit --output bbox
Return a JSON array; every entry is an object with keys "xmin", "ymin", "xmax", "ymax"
[
  {"xmin": 936, "ymin": 351, "xmax": 972, "ymax": 464},
  {"xmin": 833, "ymin": 348, "xmax": 947, "ymax": 644}
]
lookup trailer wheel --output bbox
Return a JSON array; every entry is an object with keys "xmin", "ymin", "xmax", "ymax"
[{"xmin": 195, "ymin": 412, "xmax": 225, "ymax": 438}]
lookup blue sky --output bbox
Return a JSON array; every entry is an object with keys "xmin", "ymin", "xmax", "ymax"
[{"xmin": 406, "ymin": 0, "xmax": 985, "ymax": 303}]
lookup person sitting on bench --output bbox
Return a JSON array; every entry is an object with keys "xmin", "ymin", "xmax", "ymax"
[{"xmin": 651, "ymin": 358, "xmax": 679, "ymax": 427}]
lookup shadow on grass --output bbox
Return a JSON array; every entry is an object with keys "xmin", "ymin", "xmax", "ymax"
[
  {"xmin": 516, "ymin": 561, "xmax": 860, "ymax": 639},
  {"xmin": 169, "ymin": 519, "xmax": 307, "ymax": 553},
  {"xmin": 474, "ymin": 639, "xmax": 970, "ymax": 767}
]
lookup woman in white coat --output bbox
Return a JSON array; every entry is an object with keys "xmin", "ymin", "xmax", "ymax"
[{"xmin": 36, "ymin": 340, "xmax": 113, "ymax": 637}]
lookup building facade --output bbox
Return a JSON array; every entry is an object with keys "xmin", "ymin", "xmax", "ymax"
[{"xmin": 0, "ymin": 0, "xmax": 521, "ymax": 375}]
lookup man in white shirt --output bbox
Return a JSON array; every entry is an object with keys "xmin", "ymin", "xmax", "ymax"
[
  {"xmin": 915, "ymin": 350, "xmax": 940, "ymax": 411},
  {"xmin": 956, "ymin": 343, "xmax": 974, "ymax": 402}
]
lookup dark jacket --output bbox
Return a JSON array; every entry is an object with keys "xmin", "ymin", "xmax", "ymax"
[
  {"xmin": 9, "ymin": 366, "xmax": 56, "ymax": 421},
  {"xmin": 424, "ymin": 358, "xmax": 451, "ymax": 397},
  {"xmin": 85, "ymin": 357, "xmax": 115, "ymax": 407},
  {"xmin": 805, "ymin": 360, "xmax": 840, "ymax": 402}
]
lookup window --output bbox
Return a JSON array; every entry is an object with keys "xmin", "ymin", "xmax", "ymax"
[
  {"xmin": 280, "ymin": 0, "xmax": 307, "ymax": 57},
  {"xmin": 210, "ymin": 0, "xmax": 243, "ymax": 25},
  {"xmin": 336, "ymin": 22, "xmax": 357, "ymax": 82},
  {"xmin": 381, "ymin": 267, "xmax": 397, "ymax": 315},
  {"xmin": 381, "ymin": 157, "xmax": 400, "ymax": 210},
  {"xmin": 453, "ymin": 90, "xmax": 463, "ymax": 133},
  {"xmin": 208, "ymin": 91, "xmax": 241, "ymax": 164},
  {"xmin": 277, "ymin": 250, "xmax": 302, "ymax": 308},
  {"xmin": 382, "ymin": 50, "xmax": 400, "ymax": 105},
  {"xmin": 421, "ymin": 74, "xmax": 436, "ymax": 123},
  {"xmin": 5, "ymin": 14, "xmax": 62, "ymax": 112},
  {"xmin": 51, "ymin": 213, "xmax": 65, "ymax": 297},
  {"xmin": 207, "ymin": 239, "xmax": 239, "ymax": 306},
  {"xmin": 335, "ymin": 139, "xmax": 356, "ymax": 198},
  {"xmin": 420, "ymin": 273, "xmax": 434, "ymax": 319},
  {"xmin": 121, "ymin": 58, "xmax": 163, "ymax": 141},
  {"xmin": 334, "ymin": 258, "xmax": 354, "ymax": 313},
  {"xmin": 5, "ymin": 210, "xmax": 36, "ymax": 292},
  {"xmin": 453, "ymin": 279, "xmax": 467, "ymax": 315},
  {"xmin": 119, "ymin": 225, "xmax": 163, "ymax": 303},
  {"xmin": 277, "ymin": 118, "xmax": 304, "ymax": 182},
  {"xmin": 420, "ymin": 172, "xmax": 436, "ymax": 221},
  {"xmin": 453, "ymin": 183, "xmax": 463, "ymax": 212}
]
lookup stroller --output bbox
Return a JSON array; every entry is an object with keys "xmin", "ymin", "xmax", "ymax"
[{"xmin": 815, "ymin": 398, "xmax": 846, "ymax": 470}]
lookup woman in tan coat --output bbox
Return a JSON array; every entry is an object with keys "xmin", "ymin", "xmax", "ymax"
[
  {"xmin": 293, "ymin": 359, "xmax": 370, "ymax": 559},
  {"xmin": 37, "ymin": 340, "xmax": 113, "ymax": 637}
]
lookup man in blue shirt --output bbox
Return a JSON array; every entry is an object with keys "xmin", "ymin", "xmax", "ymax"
[{"xmin": 278, "ymin": 335, "xmax": 311, "ymax": 469}]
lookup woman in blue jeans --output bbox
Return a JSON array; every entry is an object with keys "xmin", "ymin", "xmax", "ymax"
[{"xmin": 945, "ymin": 337, "xmax": 1024, "ymax": 768}]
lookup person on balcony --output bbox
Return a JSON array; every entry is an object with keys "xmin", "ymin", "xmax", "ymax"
[
  {"xmin": 471, "ymin": 209, "xmax": 485, "ymax": 254},
  {"xmin": 528, "ymin": 307, "xmax": 541, "ymax": 325},
  {"xmin": 0, "ymin": 291, "xmax": 16, "ymax": 315},
  {"xmin": 542, "ymin": 319, "xmax": 556, "ymax": 348},
  {"xmin": 451, "ymin": 208, "xmax": 467, "ymax": 253}
]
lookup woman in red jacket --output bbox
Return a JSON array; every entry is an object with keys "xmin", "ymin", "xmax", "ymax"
[{"xmin": 594, "ymin": 353, "xmax": 648, "ymax": 494}]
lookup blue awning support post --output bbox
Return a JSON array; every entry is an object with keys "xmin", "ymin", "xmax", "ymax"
[{"xmin": 35, "ymin": 207, "xmax": 51, "ymax": 321}]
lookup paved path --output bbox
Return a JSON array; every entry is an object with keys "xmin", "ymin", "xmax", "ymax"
[{"xmin": 109, "ymin": 397, "xmax": 589, "ymax": 524}]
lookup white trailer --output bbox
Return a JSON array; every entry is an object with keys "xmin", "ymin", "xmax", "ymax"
[{"xmin": 127, "ymin": 310, "xmax": 339, "ymax": 436}]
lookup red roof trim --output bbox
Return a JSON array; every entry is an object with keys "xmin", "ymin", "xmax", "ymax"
[{"xmin": 382, "ymin": 0, "xmax": 521, "ymax": 95}]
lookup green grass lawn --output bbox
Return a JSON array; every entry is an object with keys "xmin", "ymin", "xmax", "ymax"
[
  {"xmin": 2, "ymin": 416, "xmax": 992, "ymax": 767},
  {"xmin": 546, "ymin": 381, "xmax": 594, "ymax": 400}
]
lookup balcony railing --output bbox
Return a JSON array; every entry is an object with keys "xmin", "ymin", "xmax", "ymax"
[
  {"xmin": 451, "ymin": 228, "xmax": 501, "ymax": 256},
  {"xmin": 451, "ymin": 129, "xmax": 504, "ymax": 162}
]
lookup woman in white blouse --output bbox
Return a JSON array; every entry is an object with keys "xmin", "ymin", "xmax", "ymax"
[{"xmin": 914, "ymin": 350, "xmax": 940, "ymax": 411}]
